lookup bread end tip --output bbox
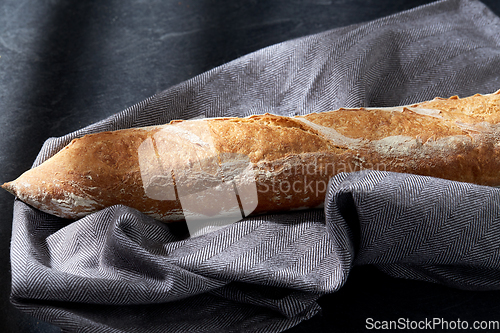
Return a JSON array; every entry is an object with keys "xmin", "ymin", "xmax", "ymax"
[{"xmin": 1, "ymin": 181, "xmax": 15, "ymax": 196}]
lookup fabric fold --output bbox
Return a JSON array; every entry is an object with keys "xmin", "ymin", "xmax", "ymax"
[{"xmin": 325, "ymin": 170, "xmax": 500, "ymax": 290}]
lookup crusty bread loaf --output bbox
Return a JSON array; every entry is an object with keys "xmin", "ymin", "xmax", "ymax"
[{"xmin": 3, "ymin": 90, "xmax": 500, "ymax": 222}]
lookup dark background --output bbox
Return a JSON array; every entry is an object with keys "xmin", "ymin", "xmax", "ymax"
[{"xmin": 1, "ymin": 0, "xmax": 500, "ymax": 332}]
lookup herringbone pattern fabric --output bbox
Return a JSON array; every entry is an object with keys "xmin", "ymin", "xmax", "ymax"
[
  {"xmin": 10, "ymin": 0, "xmax": 500, "ymax": 332},
  {"xmin": 326, "ymin": 171, "xmax": 500, "ymax": 290}
]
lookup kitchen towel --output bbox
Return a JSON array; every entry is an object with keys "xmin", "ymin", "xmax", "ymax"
[{"xmin": 10, "ymin": 0, "xmax": 500, "ymax": 332}]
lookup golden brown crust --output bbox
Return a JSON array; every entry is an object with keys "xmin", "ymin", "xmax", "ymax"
[
  {"xmin": 3, "ymin": 90, "xmax": 500, "ymax": 221},
  {"xmin": 413, "ymin": 90, "xmax": 500, "ymax": 123},
  {"xmin": 302, "ymin": 108, "xmax": 467, "ymax": 141},
  {"xmin": 208, "ymin": 114, "xmax": 335, "ymax": 162}
]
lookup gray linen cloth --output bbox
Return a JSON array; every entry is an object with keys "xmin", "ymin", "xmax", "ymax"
[{"xmin": 10, "ymin": 0, "xmax": 500, "ymax": 332}]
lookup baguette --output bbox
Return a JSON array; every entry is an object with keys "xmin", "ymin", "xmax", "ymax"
[{"xmin": 3, "ymin": 90, "xmax": 500, "ymax": 222}]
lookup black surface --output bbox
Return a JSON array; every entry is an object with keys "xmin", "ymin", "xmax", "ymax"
[{"xmin": 2, "ymin": 0, "xmax": 500, "ymax": 332}]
